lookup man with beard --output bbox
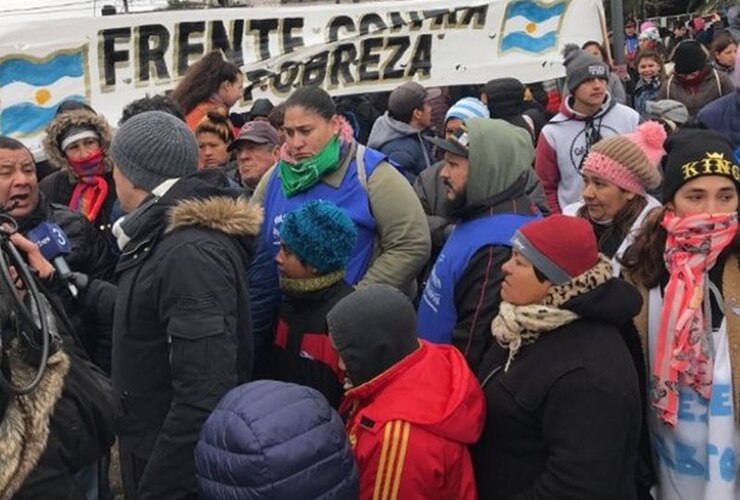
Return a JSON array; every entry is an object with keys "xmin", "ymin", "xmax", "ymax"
[{"xmin": 417, "ymin": 119, "xmax": 541, "ymax": 370}]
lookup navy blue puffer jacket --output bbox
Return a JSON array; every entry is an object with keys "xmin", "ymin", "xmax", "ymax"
[
  {"xmin": 195, "ymin": 380, "xmax": 359, "ymax": 500},
  {"xmin": 698, "ymin": 90, "xmax": 740, "ymax": 148}
]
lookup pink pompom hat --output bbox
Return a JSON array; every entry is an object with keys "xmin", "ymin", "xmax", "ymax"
[{"xmin": 582, "ymin": 121, "xmax": 667, "ymax": 195}]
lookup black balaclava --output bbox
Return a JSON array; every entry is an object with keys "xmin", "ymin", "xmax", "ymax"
[{"xmin": 327, "ymin": 284, "xmax": 419, "ymax": 387}]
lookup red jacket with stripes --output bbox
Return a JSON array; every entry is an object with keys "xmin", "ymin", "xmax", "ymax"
[{"xmin": 340, "ymin": 341, "xmax": 485, "ymax": 500}]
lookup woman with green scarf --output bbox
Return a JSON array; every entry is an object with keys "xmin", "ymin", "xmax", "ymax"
[{"xmin": 251, "ymin": 86, "xmax": 430, "ymax": 297}]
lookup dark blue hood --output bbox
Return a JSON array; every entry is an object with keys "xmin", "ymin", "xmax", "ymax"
[{"xmin": 195, "ymin": 380, "xmax": 359, "ymax": 500}]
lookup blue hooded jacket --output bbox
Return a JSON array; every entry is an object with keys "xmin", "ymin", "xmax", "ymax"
[
  {"xmin": 195, "ymin": 380, "xmax": 359, "ymax": 500},
  {"xmin": 698, "ymin": 90, "xmax": 740, "ymax": 148},
  {"xmin": 366, "ymin": 112, "xmax": 434, "ymax": 181}
]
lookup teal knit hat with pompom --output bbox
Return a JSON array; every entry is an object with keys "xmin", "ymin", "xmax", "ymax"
[{"xmin": 280, "ymin": 200, "xmax": 358, "ymax": 274}]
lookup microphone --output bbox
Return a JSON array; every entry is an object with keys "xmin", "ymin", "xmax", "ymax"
[{"xmin": 27, "ymin": 221, "xmax": 78, "ymax": 297}]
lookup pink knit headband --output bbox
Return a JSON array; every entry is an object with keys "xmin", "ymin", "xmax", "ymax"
[{"xmin": 583, "ymin": 151, "xmax": 647, "ymax": 195}]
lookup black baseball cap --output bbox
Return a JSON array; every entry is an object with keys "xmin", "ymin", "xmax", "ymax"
[{"xmin": 425, "ymin": 126, "xmax": 470, "ymax": 158}]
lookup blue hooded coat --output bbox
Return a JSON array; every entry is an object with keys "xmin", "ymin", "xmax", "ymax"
[{"xmin": 195, "ymin": 380, "xmax": 359, "ymax": 500}]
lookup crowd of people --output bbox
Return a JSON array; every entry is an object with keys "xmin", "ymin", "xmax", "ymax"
[{"xmin": 1, "ymin": 7, "xmax": 740, "ymax": 500}]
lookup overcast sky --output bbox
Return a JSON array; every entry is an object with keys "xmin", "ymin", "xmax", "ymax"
[{"xmin": 0, "ymin": 0, "xmax": 169, "ymax": 20}]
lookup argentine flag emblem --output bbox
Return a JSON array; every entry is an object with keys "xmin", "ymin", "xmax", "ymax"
[
  {"xmin": 0, "ymin": 48, "xmax": 89, "ymax": 137},
  {"xmin": 500, "ymin": 0, "xmax": 569, "ymax": 54}
]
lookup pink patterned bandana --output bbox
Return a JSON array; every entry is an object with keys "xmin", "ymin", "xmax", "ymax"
[{"xmin": 652, "ymin": 211, "xmax": 738, "ymax": 427}]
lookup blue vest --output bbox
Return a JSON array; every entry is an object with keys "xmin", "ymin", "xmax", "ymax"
[
  {"xmin": 417, "ymin": 213, "xmax": 539, "ymax": 344},
  {"xmin": 262, "ymin": 146, "xmax": 385, "ymax": 284}
]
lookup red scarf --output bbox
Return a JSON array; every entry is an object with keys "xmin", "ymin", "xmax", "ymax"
[
  {"xmin": 68, "ymin": 149, "xmax": 108, "ymax": 222},
  {"xmin": 675, "ymin": 66, "xmax": 709, "ymax": 94},
  {"xmin": 652, "ymin": 211, "xmax": 738, "ymax": 427}
]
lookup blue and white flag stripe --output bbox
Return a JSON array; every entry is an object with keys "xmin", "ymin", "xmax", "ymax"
[
  {"xmin": 1, "ymin": 97, "xmax": 86, "ymax": 136},
  {"xmin": 501, "ymin": 31, "xmax": 558, "ymax": 53},
  {"xmin": 0, "ymin": 48, "xmax": 87, "ymax": 136},
  {"xmin": 506, "ymin": 1, "xmax": 567, "ymax": 23},
  {"xmin": 1, "ymin": 76, "xmax": 82, "ymax": 109},
  {"xmin": 500, "ymin": 0, "xmax": 568, "ymax": 54},
  {"xmin": 0, "ymin": 52, "xmax": 84, "ymax": 87}
]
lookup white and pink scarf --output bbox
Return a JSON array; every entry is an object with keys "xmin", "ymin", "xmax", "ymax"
[{"xmin": 652, "ymin": 211, "xmax": 738, "ymax": 427}]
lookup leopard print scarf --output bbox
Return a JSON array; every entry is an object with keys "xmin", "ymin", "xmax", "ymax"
[{"xmin": 492, "ymin": 255, "xmax": 613, "ymax": 371}]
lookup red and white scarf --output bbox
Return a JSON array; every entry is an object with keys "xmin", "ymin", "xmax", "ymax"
[
  {"xmin": 68, "ymin": 149, "xmax": 108, "ymax": 222},
  {"xmin": 652, "ymin": 211, "xmax": 738, "ymax": 427}
]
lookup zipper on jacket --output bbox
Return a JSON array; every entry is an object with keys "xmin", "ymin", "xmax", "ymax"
[{"xmin": 481, "ymin": 365, "xmax": 503, "ymax": 389}]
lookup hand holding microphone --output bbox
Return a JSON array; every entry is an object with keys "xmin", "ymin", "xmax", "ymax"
[
  {"xmin": 26, "ymin": 221, "xmax": 78, "ymax": 297},
  {"xmin": 8, "ymin": 232, "xmax": 54, "ymax": 280}
]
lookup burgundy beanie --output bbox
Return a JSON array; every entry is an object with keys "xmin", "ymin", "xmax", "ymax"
[{"xmin": 510, "ymin": 215, "xmax": 599, "ymax": 285}]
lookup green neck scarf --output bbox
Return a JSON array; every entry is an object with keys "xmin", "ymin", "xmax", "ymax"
[{"xmin": 278, "ymin": 135, "xmax": 341, "ymax": 197}]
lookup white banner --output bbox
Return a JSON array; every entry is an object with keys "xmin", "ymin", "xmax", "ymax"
[{"xmin": 0, "ymin": 0, "xmax": 606, "ymax": 153}]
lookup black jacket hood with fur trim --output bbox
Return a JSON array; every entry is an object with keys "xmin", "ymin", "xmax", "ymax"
[
  {"xmin": 165, "ymin": 171, "xmax": 262, "ymax": 242},
  {"xmin": 116, "ymin": 169, "xmax": 263, "ymax": 264},
  {"xmin": 164, "ymin": 169, "xmax": 263, "ymax": 261},
  {"xmin": 42, "ymin": 109, "xmax": 114, "ymax": 175}
]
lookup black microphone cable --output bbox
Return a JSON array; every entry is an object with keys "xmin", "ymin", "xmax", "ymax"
[{"xmin": 0, "ymin": 208, "xmax": 52, "ymax": 395}]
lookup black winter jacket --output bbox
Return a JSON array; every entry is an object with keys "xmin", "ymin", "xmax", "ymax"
[
  {"xmin": 448, "ymin": 177, "xmax": 540, "ymax": 370},
  {"xmin": 474, "ymin": 278, "xmax": 643, "ymax": 500},
  {"xmin": 18, "ymin": 193, "xmax": 115, "ymax": 281},
  {"xmin": 17, "ymin": 194, "xmax": 117, "ymax": 371},
  {"xmin": 39, "ymin": 170, "xmax": 119, "ymax": 240},
  {"xmin": 269, "ymin": 278, "xmax": 354, "ymax": 408},
  {"xmin": 103, "ymin": 171, "xmax": 260, "ymax": 499},
  {"xmin": 2, "ymin": 281, "xmax": 116, "ymax": 500}
]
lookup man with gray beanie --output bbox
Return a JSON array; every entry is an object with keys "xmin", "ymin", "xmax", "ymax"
[
  {"xmin": 328, "ymin": 284, "xmax": 485, "ymax": 500},
  {"xmin": 98, "ymin": 111, "xmax": 262, "ymax": 499},
  {"xmin": 535, "ymin": 44, "xmax": 639, "ymax": 213}
]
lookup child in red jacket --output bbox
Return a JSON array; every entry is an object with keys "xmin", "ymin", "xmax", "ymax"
[{"xmin": 328, "ymin": 284, "xmax": 485, "ymax": 500}]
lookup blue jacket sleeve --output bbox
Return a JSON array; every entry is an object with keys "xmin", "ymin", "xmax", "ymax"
[{"xmin": 247, "ymin": 235, "xmax": 281, "ymax": 376}]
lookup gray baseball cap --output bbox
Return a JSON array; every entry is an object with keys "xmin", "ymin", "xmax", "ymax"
[
  {"xmin": 388, "ymin": 82, "xmax": 442, "ymax": 120},
  {"xmin": 228, "ymin": 121, "xmax": 280, "ymax": 151}
]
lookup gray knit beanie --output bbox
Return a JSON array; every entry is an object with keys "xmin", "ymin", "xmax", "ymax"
[
  {"xmin": 645, "ymin": 99, "xmax": 690, "ymax": 125},
  {"xmin": 110, "ymin": 111, "xmax": 198, "ymax": 192},
  {"xmin": 563, "ymin": 44, "xmax": 609, "ymax": 93}
]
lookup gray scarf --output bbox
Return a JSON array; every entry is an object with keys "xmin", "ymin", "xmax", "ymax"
[{"xmin": 112, "ymin": 178, "xmax": 179, "ymax": 251}]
